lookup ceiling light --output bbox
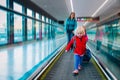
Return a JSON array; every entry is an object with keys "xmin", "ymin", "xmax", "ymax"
[
  {"xmin": 83, "ymin": 0, "xmax": 109, "ymax": 26},
  {"xmin": 92, "ymin": 0, "xmax": 109, "ymax": 17},
  {"xmin": 70, "ymin": 0, "xmax": 74, "ymax": 12}
]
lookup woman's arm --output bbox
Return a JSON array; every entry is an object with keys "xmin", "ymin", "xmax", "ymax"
[{"xmin": 64, "ymin": 19, "xmax": 68, "ymax": 32}]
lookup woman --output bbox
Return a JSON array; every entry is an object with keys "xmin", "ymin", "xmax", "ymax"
[{"xmin": 65, "ymin": 12, "xmax": 77, "ymax": 43}]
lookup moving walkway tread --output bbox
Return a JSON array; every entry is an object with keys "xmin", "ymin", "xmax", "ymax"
[{"xmin": 38, "ymin": 50, "xmax": 107, "ymax": 80}]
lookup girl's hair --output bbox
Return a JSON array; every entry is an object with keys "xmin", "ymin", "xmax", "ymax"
[
  {"xmin": 68, "ymin": 12, "xmax": 75, "ymax": 19},
  {"xmin": 74, "ymin": 26, "xmax": 85, "ymax": 35}
]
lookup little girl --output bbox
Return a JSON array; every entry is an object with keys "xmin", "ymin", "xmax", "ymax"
[{"xmin": 65, "ymin": 26, "xmax": 88, "ymax": 74}]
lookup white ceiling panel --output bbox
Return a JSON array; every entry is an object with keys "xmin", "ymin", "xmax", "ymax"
[
  {"xmin": 31, "ymin": 0, "xmax": 70, "ymax": 21},
  {"xmin": 73, "ymin": 0, "xmax": 105, "ymax": 17},
  {"xmin": 30, "ymin": 0, "xmax": 120, "ymax": 26}
]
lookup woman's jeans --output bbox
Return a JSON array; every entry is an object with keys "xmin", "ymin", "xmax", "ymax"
[
  {"xmin": 67, "ymin": 31, "xmax": 74, "ymax": 43},
  {"xmin": 74, "ymin": 54, "xmax": 83, "ymax": 70}
]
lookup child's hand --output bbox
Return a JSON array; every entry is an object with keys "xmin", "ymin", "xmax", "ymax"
[{"xmin": 65, "ymin": 50, "xmax": 68, "ymax": 53}]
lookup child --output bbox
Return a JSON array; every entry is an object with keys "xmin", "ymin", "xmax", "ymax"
[{"xmin": 65, "ymin": 26, "xmax": 88, "ymax": 74}]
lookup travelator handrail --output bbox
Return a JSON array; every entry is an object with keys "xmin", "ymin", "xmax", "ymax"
[{"xmin": 87, "ymin": 45, "xmax": 117, "ymax": 80}]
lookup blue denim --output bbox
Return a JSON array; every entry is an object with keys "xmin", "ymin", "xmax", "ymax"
[
  {"xmin": 74, "ymin": 54, "xmax": 83, "ymax": 70},
  {"xmin": 67, "ymin": 32, "xmax": 74, "ymax": 43}
]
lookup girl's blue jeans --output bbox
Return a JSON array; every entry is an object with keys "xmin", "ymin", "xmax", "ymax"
[{"xmin": 74, "ymin": 54, "xmax": 83, "ymax": 70}]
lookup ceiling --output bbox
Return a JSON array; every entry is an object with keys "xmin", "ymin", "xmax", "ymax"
[{"xmin": 31, "ymin": 0, "xmax": 120, "ymax": 26}]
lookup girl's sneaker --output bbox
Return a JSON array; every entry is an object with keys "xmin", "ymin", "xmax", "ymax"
[{"xmin": 72, "ymin": 70, "xmax": 79, "ymax": 74}]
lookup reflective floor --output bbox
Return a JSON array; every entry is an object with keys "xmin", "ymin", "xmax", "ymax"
[{"xmin": 0, "ymin": 37, "xmax": 66, "ymax": 80}]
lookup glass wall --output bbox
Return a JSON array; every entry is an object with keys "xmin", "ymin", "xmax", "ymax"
[
  {"xmin": 13, "ymin": 2, "xmax": 23, "ymax": 42},
  {"xmin": 55, "ymin": 23, "xmax": 65, "ymax": 39},
  {"xmin": 39, "ymin": 21, "xmax": 42, "ymax": 40},
  {"xmin": 27, "ymin": 9, "xmax": 33, "ymax": 40},
  {"xmin": 87, "ymin": 19, "xmax": 120, "ymax": 61},
  {"xmin": 13, "ymin": 2, "xmax": 22, "ymax": 13},
  {"xmin": 47, "ymin": 19, "xmax": 51, "ymax": 39},
  {"xmin": 35, "ymin": 13, "xmax": 40, "ymax": 39},
  {"xmin": 104, "ymin": 19, "xmax": 120, "ymax": 59},
  {"xmin": 27, "ymin": 18, "xmax": 33, "ymax": 40},
  {"xmin": 45, "ymin": 17, "xmax": 49, "ymax": 39},
  {"xmin": 87, "ymin": 28, "xmax": 96, "ymax": 41},
  {"xmin": 0, "ymin": 0, "xmax": 66, "ymax": 45},
  {"xmin": 14, "ymin": 14, "xmax": 23, "ymax": 42},
  {"xmin": 42, "ymin": 15, "xmax": 45, "ymax": 39},
  {"xmin": 0, "ymin": 0, "xmax": 66, "ymax": 79},
  {"xmin": 87, "ymin": 19, "xmax": 120, "ymax": 79},
  {"xmin": 0, "ymin": 10, "xmax": 7, "ymax": 45},
  {"xmin": 51, "ymin": 21, "xmax": 56, "ymax": 39},
  {"xmin": 27, "ymin": 8, "xmax": 32, "ymax": 17},
  {"xmin": 0, "ymin": 0, "xmax": 6, "ymax": 7},
  {"xmin": 35, "ymin": 21, "xmax": 40, "ymax": 39}
]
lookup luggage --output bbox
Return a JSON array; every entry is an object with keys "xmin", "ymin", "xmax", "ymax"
[{"xmin": 83, "ymin": 49, "xmax": 92, "ymax": 62}]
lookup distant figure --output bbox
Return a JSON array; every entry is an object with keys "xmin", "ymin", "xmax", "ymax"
[
  {"xmin": 94, "ymin": 27, "xmax": 103, "ymax": 52},
  {"xmin": 65, "ymin": 26, "xmax": 88, "ymax": 74},
  {"xmin": 105, "ymin": 23, "xmax": 118, "ymax": 54},
  {"xmin": 65, "ymin": 12, "xmax": 77, "ymax": 44}
]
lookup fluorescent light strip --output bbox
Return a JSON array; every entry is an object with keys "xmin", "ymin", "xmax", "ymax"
[
  {"xmin": 83, "ymin": 0, "xmax": 109, "ymax": 26},
  {"xmin": 70, "ymin": 0, "xmax": 74, "ymax": 12},
  {"xmin": 92, "ymin": 0, "xmax": 109, "ymax": 17}
]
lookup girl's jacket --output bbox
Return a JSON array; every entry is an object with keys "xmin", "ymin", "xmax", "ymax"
[{"xmin": 66, "ymin": 35, "xmax": 88, "ymax": 56}]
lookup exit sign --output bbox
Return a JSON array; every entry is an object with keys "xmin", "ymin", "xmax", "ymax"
[{"xmin": 77, "ymin": 17, "xmax": 99, "ymax": 22}]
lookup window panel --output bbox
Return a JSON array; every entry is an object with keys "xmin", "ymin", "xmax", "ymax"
[
  {"xmin": 14, "ymin": 14, "xmax": 23, "ymax": 42},
  {"xmin": 42, "ymin": 22, "xmax": 45, "ymax": 39},
  {"xmin": 35, "ymin": 21, "xmax": 40, "ymax": 39},
  {"xmin": 36, "ymin": 13, "xmax": 39, "ymax": 20},
  {"xmin": 27, "ymin": 18, "xmax": 33, "ymax": 40},
  {"xmin": 42, "ymin": 15, "xmax": 45, "ymax": 22},
  {"xmin": 27, "ymin": 8, "xmax": 32, "ymax": 17},
  {"xmin": 0, "ymin": 10, "xmax": 7, "ymax": 45},
  {"xmin": 0, "ymin": 0, "xmax": 6, "ymax": 7},
  {"xmin": 13, "ymin": 2, "xmax": 22, "ymax": 13}
]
